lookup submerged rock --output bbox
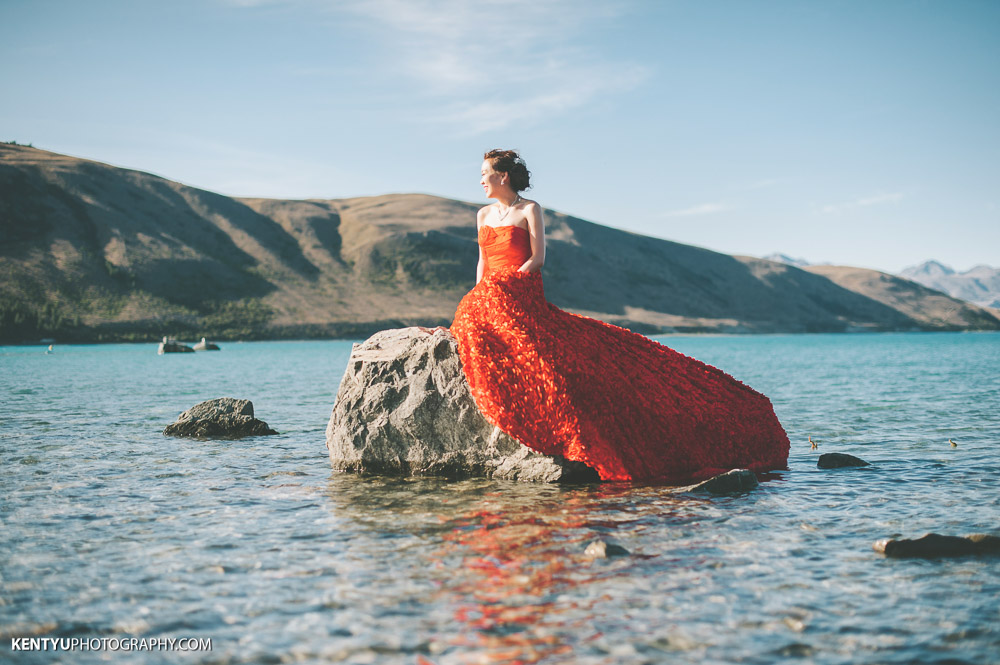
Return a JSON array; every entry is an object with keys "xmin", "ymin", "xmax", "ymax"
[
  {"xmin": 874, "ymin": 533, "xmax": 1000, "ymax": 558},
  {"xmin": 164, "ymin": 398, "xmax": 278, "ymax": 438},
  {"xmin": 584, "ymin": 540, "xmax": 630, "ymax": 558},
  {"xmin": 325, "ymin": 327, "xmax": 599, "ymax": 483},
  {"xmin": 686, "ymin": 468, "xmax": 759, "ymax": 494},
  {"xmin": 158, "ymin": 336, "xmax": 194, "ymax": 354},
  {"xmin": 817, "ymin": 452, "xmax": 869, "ymax": 468},
  {"xmin": 193, "ymin": 337, "xmax": 220, "ymax": 351}
]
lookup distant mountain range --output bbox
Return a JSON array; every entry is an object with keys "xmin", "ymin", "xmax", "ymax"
[
  {"xmin": 2, "ymin": 143, "xmax": 998, "ymax": 342},
  {"xmin": 900, "ymin": 260, "xmax": 1000, "ymax": 309},
  {"xmin": 765, "ymin": 255, "xmax": 1000, "ymax": 311},
  {"xmin": 762, "ymin": 253, "xmax": 811, "ymax": 268}
]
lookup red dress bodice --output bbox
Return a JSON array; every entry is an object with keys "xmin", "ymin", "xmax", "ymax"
[{"xmin": 480, "ymin": 224, "xmax": 532, "ymax": 276}]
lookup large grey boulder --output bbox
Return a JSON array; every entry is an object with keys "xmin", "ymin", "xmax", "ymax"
[
  {"xmin": 164, "ymin": 398, "xmax": 278, "ymax": 438},
  {"xmin": 325, "ymin": 327, "xmax": 599, "ymax": 482}
]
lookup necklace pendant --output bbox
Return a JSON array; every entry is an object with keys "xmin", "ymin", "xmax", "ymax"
[{"xmin": 497, "ymin": 195, "xmax": 520, "ymax": 223}]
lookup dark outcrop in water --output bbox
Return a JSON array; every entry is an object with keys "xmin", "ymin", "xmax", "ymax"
[
  {"xmin": 817, "ymin": 452, "xmax": 869, "ymax": 468},
  {"xmin": 874, "ymin": 533, "xmax": 1000, "ymax": 558},
  {"xmin": 584, "ymin": 540, "xmax": 631, "ymax": 558},
  {"xmin": 325, "ymin": 327, "xmax": 599, "ymax": 483},
  {"xmin": 164, "ymin": 397, "xmax": 278, "ymax": 438},
  {"xmin": 686, "ymin": 468, "xmax": 760, "ymax": 494},
  {"xmin": 158, "ymin": 337, "xmax": 194, "ymax": 354}
]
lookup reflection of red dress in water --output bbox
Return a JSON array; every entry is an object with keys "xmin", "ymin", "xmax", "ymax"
[{"xmin": 450, "ymin": 224, "xmax": 789, "ymax": 483}]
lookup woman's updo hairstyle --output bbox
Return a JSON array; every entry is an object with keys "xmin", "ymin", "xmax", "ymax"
[{"xmin": 485, "ymin": 149, "xmax": 531, "ymax": 192}]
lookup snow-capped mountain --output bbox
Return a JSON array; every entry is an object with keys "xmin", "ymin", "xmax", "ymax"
[{"xmin": 900, "ymin": 261, "xmax": 1000, "ymax": 309}]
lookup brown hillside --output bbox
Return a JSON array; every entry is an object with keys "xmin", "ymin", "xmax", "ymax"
[
  {"xmin": 805, "ymin": 265, "xmax": 1000, "ymax": 330},
  {"xmin": 2, "ymin": 143, "xmax": 997, "ymax": 342}
]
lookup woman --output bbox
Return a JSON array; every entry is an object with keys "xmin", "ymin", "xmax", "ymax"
[
  {"xmin": 450, "ymin": 149, "xmax": 789, "ymax": 483},
  {"xmin": 473, "ymin": 149, "xmax": 545, "ymax": 280}
]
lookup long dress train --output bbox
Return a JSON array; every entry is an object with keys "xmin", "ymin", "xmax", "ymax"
[{"xmin": 450, "ymin": 223, "xmax": 789, "ymax": 483}]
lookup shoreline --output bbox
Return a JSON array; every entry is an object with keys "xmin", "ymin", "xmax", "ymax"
[{"xmin": 5, "ymin": 328, "xmax": 999, "ymax": 348}]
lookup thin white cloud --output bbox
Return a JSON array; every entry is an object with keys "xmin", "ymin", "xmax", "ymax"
[
  {"xmin": 346, "ymin": 0, "xmax": 647, "ymax": 133},
  {"xmin": 351, "ymin": 0, "xmax": 612, "ymax": 85},
  {"xmin": 662, "ymin": 203, "xmax": 733, "ymax": 218},
  {"xmin": 438, "ymin": 64, "xmax": 647, "ymax": 136},
  {"xmin": 821, "ymin": 192, "xmax": 904, "ymax": 214},
  {"xmin": 219, "ymin": 0, "xmax": 648, "ymax": 134}
]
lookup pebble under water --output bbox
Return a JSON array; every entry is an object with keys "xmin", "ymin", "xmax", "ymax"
[{"xmin": 2, "ymin": 332, "xmax": 999, "ymax": 664}]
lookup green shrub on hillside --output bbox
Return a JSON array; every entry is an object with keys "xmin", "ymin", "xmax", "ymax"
[{"xmin": 0, "ymin": 299, "xmax": 80, "ymax": 342}]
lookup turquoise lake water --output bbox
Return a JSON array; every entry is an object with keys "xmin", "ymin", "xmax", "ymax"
[{"xmin": 2, "ymin": 332, "xmax": 998, "ymax": 664}]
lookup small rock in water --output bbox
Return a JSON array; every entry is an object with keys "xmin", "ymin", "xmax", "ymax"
[
  {"xmin": 584, "ymin": 540, "xmax": 630, "ymax": 558},
  {"xmin": 163, "ymin": 397, "xmax": 278, "ymax": 438},
  {"xmin": 687, "ymin": 469, "xmax": 759, "ymax": 494},
  {"xmin": 873, "ymin": 533, "xmax": 1000, "ymax": 558},
  {"xmin": 158, "ymin": 337, "xmax": 194, "ymax": 354},
  {"xmin": 817, "ymin": 453, "xmax": 869, "ymax": 469},
  {"xmin": 193, "ymin": 337, "xmax": 221, "ymax": 351},
  {"xmin": 967, "ymin": 534, "xmax": 1000, "ymax": 553}
]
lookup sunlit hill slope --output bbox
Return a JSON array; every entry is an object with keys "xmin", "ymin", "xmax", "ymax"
[{"xmin": 2, "ymin": 144, "xmax": 997, "ymax": 342}]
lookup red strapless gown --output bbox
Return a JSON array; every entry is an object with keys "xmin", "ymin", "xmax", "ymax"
[{"xmin": 450, "ymin": 224, "xmax": 789, "ymax": 483}]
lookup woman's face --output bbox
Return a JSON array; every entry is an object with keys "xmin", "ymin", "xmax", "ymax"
[{"xmin": 480, "ymin": 160, "xmax": 506, "ymax": 199}]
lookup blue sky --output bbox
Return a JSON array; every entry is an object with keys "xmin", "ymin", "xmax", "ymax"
[{"xmin": 2, "ymin": 0, "xmax": 997, "ymax": 274}]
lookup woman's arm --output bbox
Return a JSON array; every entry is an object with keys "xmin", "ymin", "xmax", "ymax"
[
  {"xmin": 475, "ymin": 206, "xmax": 488, "ymax": 284},
  {"xmin": 518, "ymin": 202, "xmax": 545, "ymax": 273}
]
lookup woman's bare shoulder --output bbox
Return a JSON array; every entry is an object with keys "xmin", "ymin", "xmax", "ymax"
[
  {"xmin": 521, "ymin": 199, "xmax": 543, "ymax": 220},
  {"xmin": 476, "ymin": 205, "xmax": 493, "ymax": 225}
]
